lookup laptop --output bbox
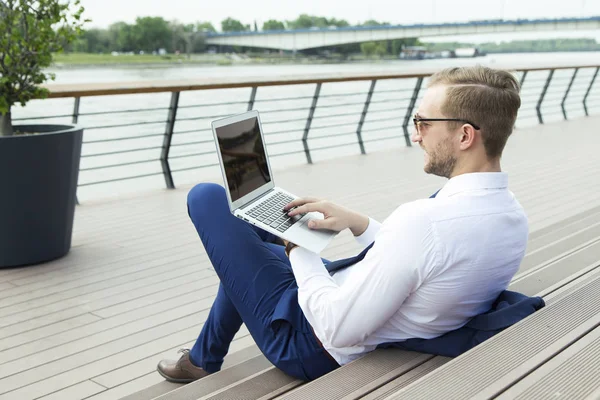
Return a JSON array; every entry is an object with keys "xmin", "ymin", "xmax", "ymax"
[{"xmin": 211, "ymin": 110, "xmax": 337, "ymax": 254}]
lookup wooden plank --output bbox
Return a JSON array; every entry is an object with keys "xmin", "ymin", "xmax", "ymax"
[
  {"xmin": 86, "ymin": 373, "xmax": 167, "ymax": 400},
  {"xmin": 279, "ymin": 351, "xmax": 434, "ymax": 400},
  {"xmin": 42, "ymin": 64, "xmax": 600, "ymax": 98},
  {"xmin": 510, "ymin": 240, "xmax": 600, "ymax": 296},
  {"xmin": 0, "ymin": 320, "xmax": 209, "ymax": 399},
  {"xmin": 36, "ymin": 380, "xmax": 106, "ymax": 400},
  {"xmin": 358, "ymin": 357, "xmax": 451, "ymax": 400},
  {"xmin": 88, "ymin": 344, "xmax": 261, "ymax": 400},
  {"xmin": 519, "ymin": 223, "xmax": 600, "ymax": 273},
  {"xmin": 496, "ymin": 325, "xmax": 600, "ymax": 399},
  {"xmin": 0, "ymin": 264, "xmax": 215, "ymax": 329},
  {"xmin": 0, "ymin": 313, "xmax": 101, "ymax": 353},
  {"xmin": 0, "ymin": 298, "xmax": 216, "ymax": 381},
  {"xmin": 528, "ymin": 205, "xmax": 600, "ymax": 242},
  {"xmin": 91, "ymin": 331, "xmax": 253, "ymax": 389},
  {"xmin": 0, "ymin": 279, "xmax": 220, "ymax": 363}
]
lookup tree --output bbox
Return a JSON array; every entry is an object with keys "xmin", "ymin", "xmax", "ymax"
[
  {"xmin": 287, "ymin": 14, "xmax": 350, "ymax": 30},
  {"xmin": 73, "ymin": 28, "xmax": 110, "ymax": 53},
  {"xmin": 262, "ymin": 19, "xmax": 285, "ymax": 31},
  {"xmin": 133, "ymin": 17, "xmax": 172, "ymax": 52},
  {"xmin": 197, "ymin": 21, "xmax": 216, "ymax": 33},
  {"xmin": 108, "ymin": 22, "xmax": 137, "ymax": 52},
  {"xmin": 360, "ymin": 41, "xmax": 387, "ymax": 57},
  {"xmin": 362, "ymin": 19, "xmax": 389, "ymax": 27},
  {"xmin": 0, "ymin": 0, "xmax": 87, "ymax": 136},
  {"xmin": 221, "ymin": 17, "xmax": 249, "ymax": 32}
]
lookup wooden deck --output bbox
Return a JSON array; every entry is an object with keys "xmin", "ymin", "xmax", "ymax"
[{"xmin": 1, "ymin": 116, "xmax": 600, "ymax": 399}]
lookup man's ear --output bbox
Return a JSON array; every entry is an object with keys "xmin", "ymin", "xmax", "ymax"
[{"xmin": 459, "ymin": 124, "xmax": 477, "ymax": 150}]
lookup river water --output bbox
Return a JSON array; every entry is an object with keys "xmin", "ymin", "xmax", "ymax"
[{"xmin": 12, "ymin": 52, "xmax": 600, "ymax": 201}]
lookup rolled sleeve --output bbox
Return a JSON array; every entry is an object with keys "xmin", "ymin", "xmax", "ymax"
[{"xmin": 354, "ymin": 217, "xmax": 381, "ymax": 248}]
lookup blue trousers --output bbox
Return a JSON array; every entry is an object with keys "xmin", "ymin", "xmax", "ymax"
[{"xmin": 187, "ymin": 183, "xmax": 340, "ymax": 381}]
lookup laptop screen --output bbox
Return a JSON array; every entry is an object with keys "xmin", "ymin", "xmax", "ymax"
[{"xmin": 214, "ymin": 116, "xmax": 272, "ymax": 202}]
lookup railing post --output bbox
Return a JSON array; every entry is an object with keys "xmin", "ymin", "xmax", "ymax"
[
  {"xmin": 356, "ymin": 80, "xmax": 377, "ymax": 155},
  {"xmin": 519, "ymin": 70, "xmax": 528, "ymax": 88},
  {"xmin": 247, "ymin": 86, "xmax": 258, "ymax": 111},
  {"xmin": 536, "ymin": 69, "xmax": 554, "ymax": 124},
  {"xmin": 583, "ymin": 66, "xmax": 599, "ymax": 117},
  {"xmin": 302, "ymin": 83, "xmax": 321, "ymax": 164},
  {"xmin": 161, "ymin": 91, "xmax": 180, "ymax": 189},
  {"xmin": 402, "ymin": 77, "xmax": 424, "ymax": 147},
  {"xmin": 561, "ymin": 68, "xmax": 579, "ymax": 120},
  {"xmin": 72, "ymin": 97, "xmax": 81, "ymax": 124}
]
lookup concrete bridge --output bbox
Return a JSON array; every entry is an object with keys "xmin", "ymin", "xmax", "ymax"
[{"xmin": 204, "ymin": 16, "xmax": 600, "ymax": 51}]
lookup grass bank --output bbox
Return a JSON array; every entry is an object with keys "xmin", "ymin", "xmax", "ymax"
[{"xmin": 50, "ymin": 52, "xmax": 395, "ymax": 67}]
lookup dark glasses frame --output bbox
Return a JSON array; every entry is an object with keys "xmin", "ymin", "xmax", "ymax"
[{"xmin": 413, "ymin": 116, "xmax": 481, "ymax": 131}]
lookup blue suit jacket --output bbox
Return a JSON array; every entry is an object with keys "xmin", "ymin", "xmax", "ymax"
[{"xmin": 376, "ymin": 290, "xmax": 545, "ymax": 357}]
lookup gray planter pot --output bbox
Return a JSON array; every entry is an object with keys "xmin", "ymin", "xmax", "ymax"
[{"xmin": 0, "ymin": 125, "xmax": 83, "ymax": 268}]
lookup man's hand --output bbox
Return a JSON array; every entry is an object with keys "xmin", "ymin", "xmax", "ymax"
[{"xmin": 284, "ymin": 197, "xmax": 369, "ymax": 236}]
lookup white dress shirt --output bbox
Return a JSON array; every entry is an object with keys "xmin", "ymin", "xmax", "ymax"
[{"xmin": 289, "ymin": 172, "xmax": 528, "ymax": 365}]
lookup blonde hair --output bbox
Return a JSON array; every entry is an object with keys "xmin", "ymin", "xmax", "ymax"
[{"xmin": 428, "ymin": 65, "xmax": 521, "ymax": 158}]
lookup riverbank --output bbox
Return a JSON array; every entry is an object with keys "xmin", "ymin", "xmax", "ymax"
[
  {"xmin": 51, "ymin": 50, "xmax": 600, "ymax": 69},
  {"xmin": 50, "ymin": 52, "xmax": 365, "ymax": 68}
]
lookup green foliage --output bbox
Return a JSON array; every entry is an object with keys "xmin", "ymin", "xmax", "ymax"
[
  {"xmin": 0, "ymin": 0, "xmax": 87, "ymax": 135},
  {"xmin": 362, "ymin": 19, "xmax": 389, "ymax": 27},
  {"xmin": 360, "ymin": 41, "xmax": 387, "ymax": 57},
  {"xmin": 286, "ymin": 14, "xmax": 349, "ymax": 29},
  {"xmin": 133, "ymin": 17, "xmax": 172, "ymax": 52},
  {"xmin": 197, "ymin": 22, "xmax": 216, "ymax": 32},
  {"xmin": 221, "ymin": 17, "xmax": 249, "ymax": 32},
  {"xmin": 262, "ymin": 19, "xmax": 285, "ymax": 31},
  {"xmin": 74, "ymin": 19, "xmax": 215, "ymax": 54}
]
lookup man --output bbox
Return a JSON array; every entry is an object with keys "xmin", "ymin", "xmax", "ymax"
[{"xmin": 157, "ymin": 65, "xmax": 528, "ymax": 383}]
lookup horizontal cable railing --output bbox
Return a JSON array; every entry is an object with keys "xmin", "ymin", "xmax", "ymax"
[{"xmin": 11, "ymin": 64, "xmax": 600, "ymax": 200}]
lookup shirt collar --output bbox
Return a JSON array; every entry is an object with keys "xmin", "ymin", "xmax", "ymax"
[{"xmin": 436, "ymin": 172, "xmax": 508, "ymax": 198}]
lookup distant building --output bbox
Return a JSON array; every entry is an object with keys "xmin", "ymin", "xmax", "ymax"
[
  {"xmin": 399, "ymin": 46, "xmax": 428, "ymax": 60},
  {"xmin": 453, "ymin": 47, "xmax": 485, "ymax": 57}
]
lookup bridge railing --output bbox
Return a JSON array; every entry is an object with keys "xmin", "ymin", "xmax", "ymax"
[{"xmin": 12, "ymin": 64, "xmax": 600, "ymax": 200}]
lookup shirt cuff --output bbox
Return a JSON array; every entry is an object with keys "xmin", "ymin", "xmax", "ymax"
[
  {"xmin": 354, "ymin": 217, "xmax": 381, "ymax": 248},
  {"xmin": 289, "ymin": 247, "xmax": 331, "ymax": 286}
]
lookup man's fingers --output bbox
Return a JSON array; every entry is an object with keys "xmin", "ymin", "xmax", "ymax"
[
  {"xmin": 284, "ymin": 197, "xmax": 320, "ymax": 211},
  {"xmin": 307, "ymin": 218, "xmax": 335, "ymax": 231},
  {"xmin": 287, "ymin": 202, "xmax": 316, "ymax": 216}
]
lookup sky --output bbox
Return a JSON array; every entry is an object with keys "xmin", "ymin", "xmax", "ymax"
[{"xmin": 79, "ymin": 0, "xmax": 600, "ymax": 43}]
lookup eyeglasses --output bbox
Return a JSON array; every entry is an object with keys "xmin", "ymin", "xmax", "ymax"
[{"xmin": 413, "ymin": 115, "xmax": 481, "ymax": 133}]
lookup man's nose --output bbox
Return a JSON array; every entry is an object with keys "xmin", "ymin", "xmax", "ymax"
[{"xmin": 411, "ymin": 130, "xmax": 422, "ymax": 143}]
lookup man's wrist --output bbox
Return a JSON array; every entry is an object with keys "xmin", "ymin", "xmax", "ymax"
[
  {"xmin": 285, "ymin": 241, "xmax": 299, "ymax": 257},
  {"xmin": 350, "ymin": 214, "xmax": 370, "ymax": 237}
]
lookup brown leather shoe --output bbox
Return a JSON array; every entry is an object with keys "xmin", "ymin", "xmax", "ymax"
[{"xmin": 157, "ymin": 349, "xmax": 210, "ymax": 383}]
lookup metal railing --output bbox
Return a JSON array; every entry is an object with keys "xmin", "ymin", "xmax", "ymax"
[{"xmin": 12, "ymin": 64, "xmax": 600, "ymax": 197}]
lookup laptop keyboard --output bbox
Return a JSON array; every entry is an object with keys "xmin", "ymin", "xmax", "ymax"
[{"xmin": 245, "ymin": 192, "xmax": 307, "ymax": 233}]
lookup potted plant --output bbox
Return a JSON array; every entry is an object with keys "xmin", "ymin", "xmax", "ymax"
[{"xmin": 0, "ymin": 0, "xmax": 87, "ymax": 267}]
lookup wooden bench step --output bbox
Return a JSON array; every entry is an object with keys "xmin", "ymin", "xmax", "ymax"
[
  {"xmin": 121, "ymin": 346, "xmax": 266, "ymax": 400},
  {"xmin": 495, "ymin": 325, "xmax": 600, "ymax": 399}
]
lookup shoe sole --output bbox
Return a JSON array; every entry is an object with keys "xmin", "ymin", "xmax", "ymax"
[{"xmin": 156, "ymin": 366, "xmax": 197, "ymax": 384}]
